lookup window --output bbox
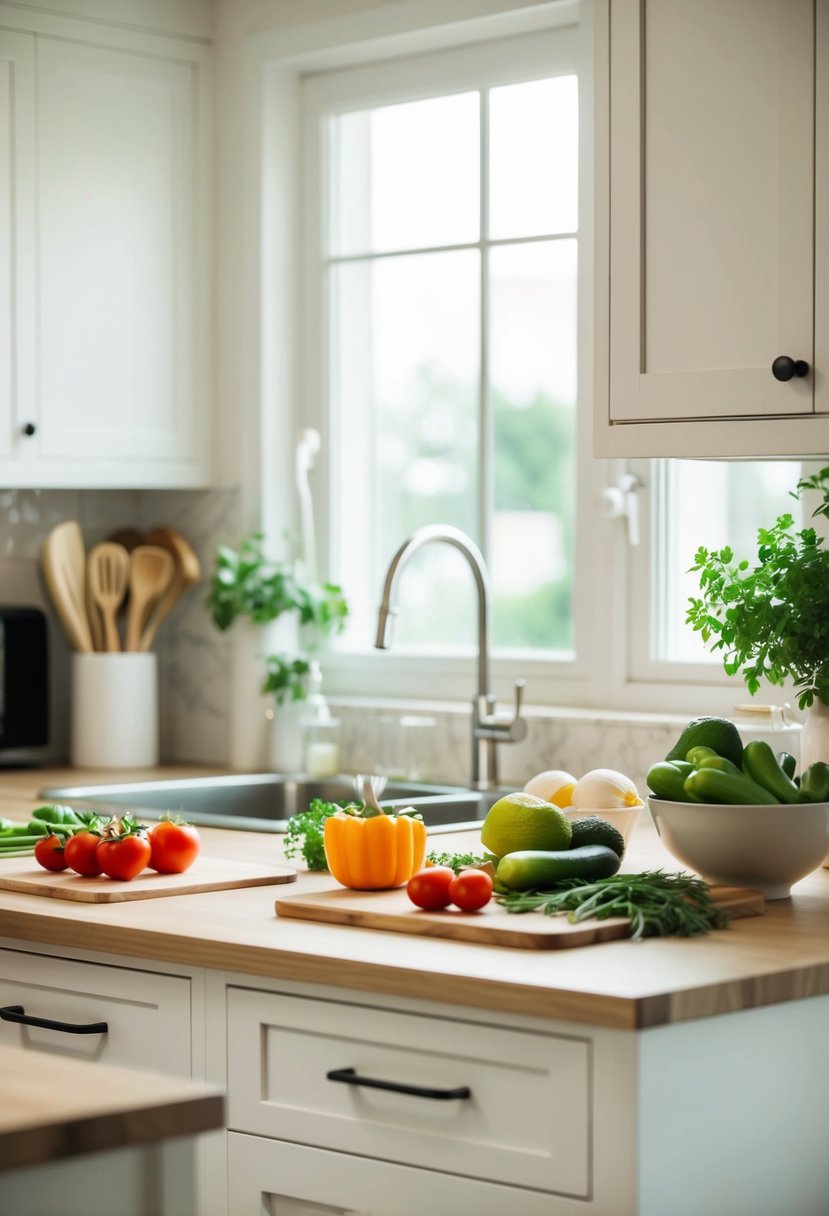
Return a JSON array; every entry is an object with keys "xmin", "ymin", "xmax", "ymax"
[
  {"xmin": 298, "ymin": 22, "xmax": 812, "ymax": 715},
  {"xmin": 302, "ymin": 30, "xmax": 582, "ymax": 689}
]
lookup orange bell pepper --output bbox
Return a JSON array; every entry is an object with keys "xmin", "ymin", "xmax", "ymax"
[{"xmin": 324, "ymin": 808, "xmax": 427, "ymax": 890}]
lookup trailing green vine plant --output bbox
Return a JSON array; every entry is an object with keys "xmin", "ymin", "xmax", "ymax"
[
  {"xmin": 686, "ymin": 468, "xmax": 829, "ymax": 709},
  {"xmin": 207, "ymin": 533, "xmax": 348, "ymax": 704}
]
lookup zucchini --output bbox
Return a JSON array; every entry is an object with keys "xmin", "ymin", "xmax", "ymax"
[{"xmin": 496, "ymin": 845, "xmax": 622, "ymax": 892}]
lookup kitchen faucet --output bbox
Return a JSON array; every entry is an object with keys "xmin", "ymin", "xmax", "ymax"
[{"xmin": 375, "ymin": 524, "xmax": 527, "ymax": 791}]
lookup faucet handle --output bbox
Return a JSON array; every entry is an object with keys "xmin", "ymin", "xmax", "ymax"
[{"xmin": 476, "ymin": 679, "xmax": 527, "ymax": 742}]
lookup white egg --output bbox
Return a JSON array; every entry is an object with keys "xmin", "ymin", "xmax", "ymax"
[
  {"xmin": 523, "ymin": 769, "xmax": 578, "ymax": 808},
  {"xmin": 571, "ymin": 768, "xmax": 643, "ymax": 810}
]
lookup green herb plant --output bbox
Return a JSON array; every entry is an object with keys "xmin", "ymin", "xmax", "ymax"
[
  {"xmin": 207, "ymin": 533, "xmax": 348, "ymax": 704},
  {"xmin": 283, "ymin": 798, "xmax": 345, "ymax": 871},
  {"xmin": 686, "ymin": 469, "xmax": 829, "ymax": 709},
  {"xmin": 500, "ymin": 871, "xmax": 731, "ymax": 940}
]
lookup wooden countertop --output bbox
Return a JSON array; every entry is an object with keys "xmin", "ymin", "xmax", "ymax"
[
  {"xmin": 0, "ymin": 1045, "xmax": 223, "ymax": 1171},
  {"xmin": 2, "ymin": 765, "xmax": 829, "ymax": 1031}
]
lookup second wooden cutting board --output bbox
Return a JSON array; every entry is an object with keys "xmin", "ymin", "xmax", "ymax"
[
  {"xmin": 0, "ymin": 856, "xmax": 296, "ymax": 902},
  {"xmin": 275, "ymin": 884, "xmax": 764, "ymax": 949}
]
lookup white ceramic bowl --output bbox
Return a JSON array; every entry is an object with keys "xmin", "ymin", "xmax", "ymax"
[
  {"xmin": 563, "ymin": 804, "xmax": 642, "ymax": 848},
  {"xmin": 647, "ymin": 797, "xmax": 829, "ymax": 900}
]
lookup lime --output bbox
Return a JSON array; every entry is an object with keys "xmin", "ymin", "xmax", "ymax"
[
  {"xmin": 481, "ymin": 792, "xmax": 572, "ymax": 859},
  {"xmin": 665, "ymin": 716, "xmax": 744, "ymax": 769}
]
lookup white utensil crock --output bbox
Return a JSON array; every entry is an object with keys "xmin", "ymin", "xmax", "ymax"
[{"xmin": 70, "ymin": 653, "xmax": 159, "ymax": 768}]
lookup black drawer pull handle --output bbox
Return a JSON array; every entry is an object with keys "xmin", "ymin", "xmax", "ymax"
[
  {"xmin": 1, "ymin": 1004, "xmax": 109, "ymax": 1036},
  {"xmin": 326, "ymin": 1067, "xmax": 471, "ymax": 1102}
]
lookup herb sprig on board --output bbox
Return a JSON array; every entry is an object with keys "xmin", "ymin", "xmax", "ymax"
[
  {"xmin": 426, "ymin": 850, "xmax": 498, "ymax": 874},
  {"xmin": 499, "ymin": 871, "xmax": 731, "ymax": 940}
]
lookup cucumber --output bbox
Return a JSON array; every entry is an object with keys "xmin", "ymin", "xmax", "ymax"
[
  {"xmin": 683, "ymin": 767, "xmax": 779, "ymax": 806},
  {"xmin": 496, "ymin": 845, "xmax": 622, "ymax": 892},
  {"xmin": 647, "ymin": 761, "xmax": 694, "ymax": 801},
  {"xmin": 742, "ymin": 739, "xmax": 799, "ymax": 804}
]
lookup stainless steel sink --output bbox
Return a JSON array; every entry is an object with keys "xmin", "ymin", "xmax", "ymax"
[{"xmin": 39, "ymin": 773, "xmax": 509, "ymax": 834}]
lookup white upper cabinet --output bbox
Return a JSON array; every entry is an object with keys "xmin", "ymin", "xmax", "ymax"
[
  {"xmin": 0, "ymin": 32, "xmax": 36, "ymax": 469},
  {"xmin": 594, "ymin": 0, "xmax": 829, "ymax": 458},
  {"xmin": 0, "ymin": 15, "xmax": 211, "ymax": 488}
]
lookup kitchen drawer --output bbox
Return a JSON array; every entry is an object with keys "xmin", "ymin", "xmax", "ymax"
[
  {"xmin": 227, "ymin": 1131, "xmax": 575, "ymax": 1216},
  {"xmin": 226, "ymin": 988, "xmax": 590, "ymax": 1198},
  {"xmin": 0, "ymin": 948, "xmax": 191, "ymax": 1075}
]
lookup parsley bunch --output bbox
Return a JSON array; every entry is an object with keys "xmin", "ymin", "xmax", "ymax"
[{"xmin": 686, "ymin": 468, "xmax": 829, "ymax": 709}]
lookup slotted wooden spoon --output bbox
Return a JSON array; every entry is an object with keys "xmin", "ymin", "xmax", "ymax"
[
  {"xmin": 125, "ymin": 546, "xmax": 175, "ymax": 653},
  {"xmin": 87, "ymin": 543, "xmax": 130, "ymax": 652}
]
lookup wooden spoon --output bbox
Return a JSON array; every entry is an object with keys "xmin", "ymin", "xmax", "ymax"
[
  {"xmin": 40, "ymin": 521, "xmax": 93, "ymax": 653},
  {"xmin": 87, "ymin": 543, "xmax": 130, "ymax": 652},
  {"xmin": 139, "ymin": 527, "xmax": 201, "ymax": 651},
  {"xmin": 125, "ymin": 546, "xmax": 175, "ymax": 653}
]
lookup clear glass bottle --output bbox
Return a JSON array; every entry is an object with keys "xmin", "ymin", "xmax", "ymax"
[{"xmin": 301, "ymin": 661, "xmax": 341, "ymax": 778}]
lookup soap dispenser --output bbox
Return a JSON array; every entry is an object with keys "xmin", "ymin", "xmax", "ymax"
[{"xmin": 301, "ymin": 661, "xmax": 341, "ymax": 778}]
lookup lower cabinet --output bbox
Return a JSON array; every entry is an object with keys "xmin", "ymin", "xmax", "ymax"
[
  {"xmin": 227, "ymin": 1132, "xmax": 573, "ymax": 1216},
  {"xmin": 0, "ymin": 946, "xmax": 191, "ymax": 1074},
  {"xmin": 219, "ymin": 983, "xmax": 639, "ymax": 1216}
]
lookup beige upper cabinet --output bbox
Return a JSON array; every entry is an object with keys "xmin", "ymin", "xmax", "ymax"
[{"xmin": 594, "ymin": 0, "xmax": 829, "ymax": 458}]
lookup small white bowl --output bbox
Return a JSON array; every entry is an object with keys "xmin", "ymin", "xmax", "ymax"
[
  {"xmin": 647, "ymin": 797, "xmax": 829, "ymax": 900},
  {"xmin": 563, "ymin": 804, "xmax": 642, "ymax": 848}
]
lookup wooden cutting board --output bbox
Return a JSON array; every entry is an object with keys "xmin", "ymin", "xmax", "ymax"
[
  {"xmin": 0, "ymin": 856, "xmax": 296, "ymax": 902},
  {"xmin": 275, "ymin": 884, "xmax": 764, "ymax": 949}
]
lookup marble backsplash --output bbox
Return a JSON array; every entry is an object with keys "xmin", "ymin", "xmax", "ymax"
[{"xmin": 334, "ymin": 702, "xmax": 686, "ymax": 798}]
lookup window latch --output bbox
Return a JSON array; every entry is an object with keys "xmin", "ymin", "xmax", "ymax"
[{"xmin": 599, "ymin": 472, "xmax": 642, "ymax": 546}]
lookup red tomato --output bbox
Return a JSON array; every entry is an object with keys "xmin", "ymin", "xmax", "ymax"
[
  {"xmin": 34, "ymin": 833, "xmax": 69, "ymax": 872},
  {"xmin": 64, "ymin": 830, "xmax": 103, "ymax": 877},
  {"xmin": 406, "ymin": 866, "xmax": 455, "ymax": 910},
  {"xmin": 449, "ymin": 869, "xmax": 493, "ymax": 912},
  {"xmin": 97, "ymin": 832, "xmax": 151, "ymax": 881},
  {"xmin": 148, "ymin": 819, "xmax": 200, "ymax": 874}
]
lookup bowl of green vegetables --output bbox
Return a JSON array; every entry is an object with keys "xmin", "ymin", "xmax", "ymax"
[{"xmin": 647, "ymin": 741, "xmax": 829, "ymax": 900}]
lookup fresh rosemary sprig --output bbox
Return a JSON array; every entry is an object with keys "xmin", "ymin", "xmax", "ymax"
[{"xmin": 498, "ymin": 870, "xmax": 731, "ymax": 941}]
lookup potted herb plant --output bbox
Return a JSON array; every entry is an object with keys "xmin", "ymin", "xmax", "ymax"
[
  {"xmin": 207, "ymin": 533, "xmax": 348, "ymax": 767},
  {"xmin": 687, "ymin": 468, "xmax": 829, "ymax": 768}
]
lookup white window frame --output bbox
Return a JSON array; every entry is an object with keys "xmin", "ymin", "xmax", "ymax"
[{"xmin": 299, "ymin": 21, "xmax": 612, "ymax": 711}]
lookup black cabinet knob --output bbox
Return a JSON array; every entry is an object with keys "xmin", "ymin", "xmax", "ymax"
[
  {"xmin": 772, "ymin": 356, "xmax": 809, "ymax": 382},
  {"xmin": 21, "ymin": 422, "xmax": 36, "ymax": 437}
]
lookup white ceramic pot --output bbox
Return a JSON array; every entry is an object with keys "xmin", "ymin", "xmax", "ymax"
[
  {"xmin": 267, "ymin": 699, "xmax": 303, "ymax": 774},
  {"xmin": 799, "ymin": 699, "xmax": 829, "ymax": 869},
  {"xmin": 70, "ymin": 653, "xmax": 158, "ymax": 768},
  {"xmin": 800, "ymin": 698, "xmax": 829, "ymax": 771}
]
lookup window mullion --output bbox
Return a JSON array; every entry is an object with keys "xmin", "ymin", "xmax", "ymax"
[{"xmin": 479, "ymin": 86, "xmax": 491, "ymax": 566}]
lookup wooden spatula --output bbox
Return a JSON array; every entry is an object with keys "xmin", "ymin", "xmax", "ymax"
[
  {"xmin": 139, "ymin": 527, "xmax": 201, "ymax": 651},
  {"xmin": 87, "ymin": 543, "xmax": 130, "ymax": 652},
  {"xmin": 40, "ymin": 521, "xmax": 93, "ymax": 652},
  {"xmin": 125, "ymin": 546, "xmax": 175, "ymax": 653}
]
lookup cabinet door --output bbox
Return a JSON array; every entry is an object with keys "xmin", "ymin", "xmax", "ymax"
[
  {"xmin": 607, "ymin": 0, "xmax": 815, "ymax": 425},
  {"xmin": 35, "ymin": 37, "xmax": 203, "ymax": 475},
  {"xmin": 0, "ymin": 947, "xmax": 191, "ymax": 1075},
  {"xmin": 0, "ymin": 32, "xmax": 36, "ymax": 466},
  {"xmin": 227, "ymin": 1133, "xmax": 573, "ymax": 1216}
]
